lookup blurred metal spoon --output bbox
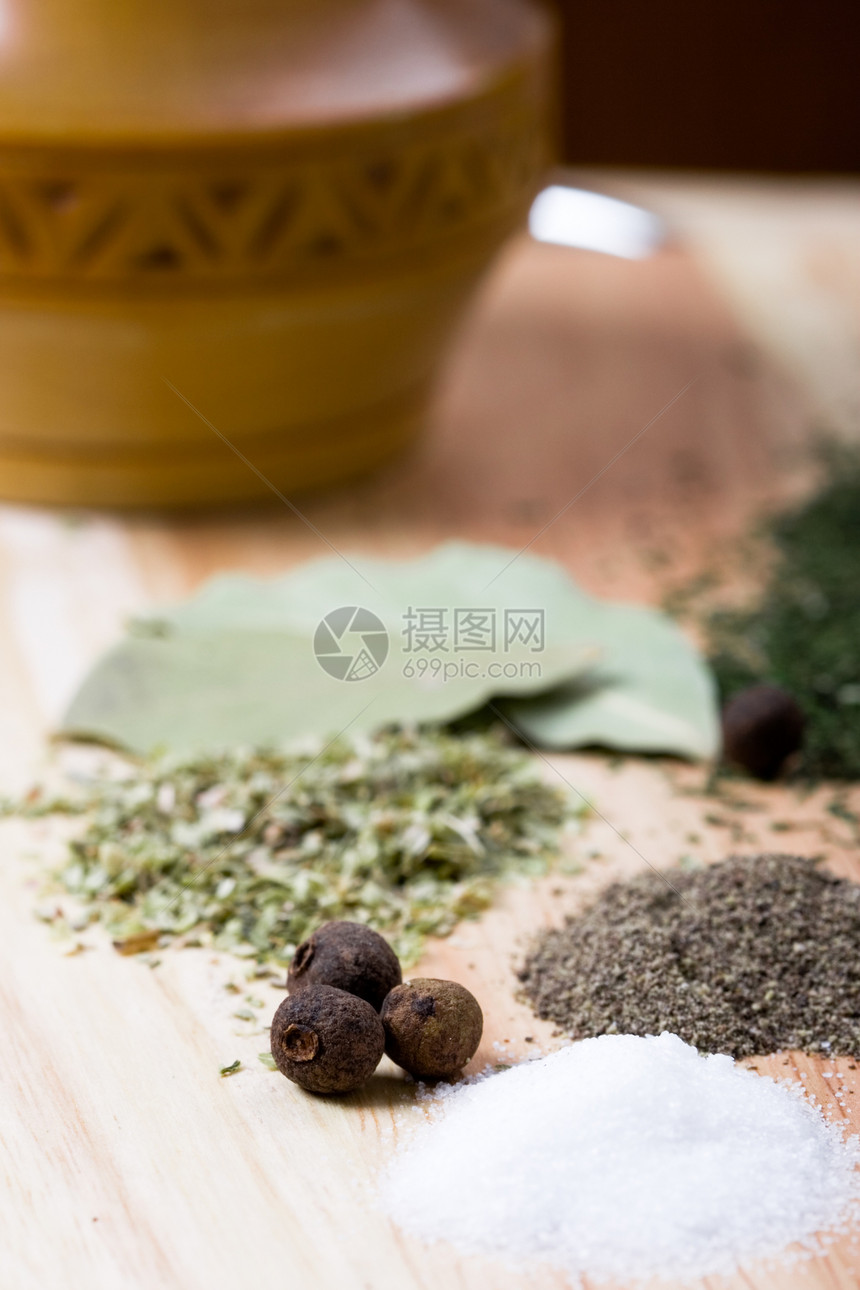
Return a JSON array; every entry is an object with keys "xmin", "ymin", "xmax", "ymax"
[{"xmin": 529, "ymin": 184, "xmax": 666, "ymax": 259}]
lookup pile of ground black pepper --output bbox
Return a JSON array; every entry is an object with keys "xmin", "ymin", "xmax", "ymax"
[{"xmin": 519, "ymin": 854, "xmax": 860, "ymax": 1058}]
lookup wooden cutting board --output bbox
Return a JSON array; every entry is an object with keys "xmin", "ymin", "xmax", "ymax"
[{"xmin": 1, "ymin": 173, "xmax": 859, "ymax": 1290}]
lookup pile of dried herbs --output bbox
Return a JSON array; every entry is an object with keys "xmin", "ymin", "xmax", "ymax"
[
  {"xmin": 706, "ymin": 446, "xmax": 860, "ymax": 780},
  {"xmin": 13, "ymin": 727, "xmax": 572, "ymax": 966},
  {"xmin": 519, "ymin": 853, "xmax": 860, "ymax": 1058}
]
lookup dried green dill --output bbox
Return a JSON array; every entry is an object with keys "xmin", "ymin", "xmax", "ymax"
[
  {"xmin": 705, "ymin": 445, "xmax": 860, "ymax": 780},
  {"xmin": 12, "ymin": 726, "xmax": 572, "ymax": 967}
]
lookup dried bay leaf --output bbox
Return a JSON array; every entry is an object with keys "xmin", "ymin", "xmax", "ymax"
[
  {"xmin": 61, "ymin": 543, "xmax": 718, "ymax": 760},
  {"xmin": 499, "ymin": 604, "xmax": 719, "ymax": 760}
]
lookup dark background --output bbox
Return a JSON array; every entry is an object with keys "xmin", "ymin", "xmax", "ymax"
[{"xmin": 549, "ymin": 0, "xmax": 859, "ymax": 172}]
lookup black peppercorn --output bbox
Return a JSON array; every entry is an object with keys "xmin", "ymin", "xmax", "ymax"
[
  {"xmin": 287, "ymin": 920, "xmax": 402, "ymax": 1011},
  {"xmin": 381, "ymin": 978, "xmax": 483, "ymax": 1081},
  {"xmin": 270, "ymin": 984, "xmax": 384, "ymax": 1094},
  {"xmin": 721, "ymin": 683, "xmax": 805, "ymax": 780}
]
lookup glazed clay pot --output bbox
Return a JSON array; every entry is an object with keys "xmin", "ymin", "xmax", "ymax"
[{"xmin": 0, "ymin": 0, "xmax": 553, "ymax": 506}]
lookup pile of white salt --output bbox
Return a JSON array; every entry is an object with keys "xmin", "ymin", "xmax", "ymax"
[{"xmin": 381, "ymin": 1033, "xmax": 860, "ymax": 1284}]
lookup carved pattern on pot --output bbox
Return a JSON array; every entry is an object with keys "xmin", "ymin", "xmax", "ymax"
[{"xmin": 0, "ymin": 99, "xmax": 544, "ymax": 287}]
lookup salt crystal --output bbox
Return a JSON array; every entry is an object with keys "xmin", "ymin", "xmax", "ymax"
[{"xmin": 381, "ymin": 1033, "xmax": 860, "ymax": 1285}]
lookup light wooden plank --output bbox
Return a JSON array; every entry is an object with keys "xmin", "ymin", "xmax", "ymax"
[{"xmin": 0, "ymin": 176, "xmax": 858, "ymax": 1289}]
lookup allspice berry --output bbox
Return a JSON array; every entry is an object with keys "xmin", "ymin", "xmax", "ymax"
[
  {"xmin": 270, "ymin": 984, "xmax": 384, "ymax": 1095},
  {"xmin": 287, "ymin": 920, "xmax": 402, "ymax": 1011},
  {"xmin": 381, "ymin": 978, "xmax": 483, "ymax": 1081},
  {"xmin": 722, "ymin": 683, "xmax": 805, "ymax": 780}
]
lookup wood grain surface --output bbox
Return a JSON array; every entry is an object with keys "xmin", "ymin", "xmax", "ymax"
[{"xmin": 1, "ymin": 173, "xmax": 859, "ymax": 1290}]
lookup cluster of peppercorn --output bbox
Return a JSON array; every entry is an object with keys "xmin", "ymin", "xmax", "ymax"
[{"xmin": 269, "ymin": 921, "xmax": 483, "ymax": 1095}]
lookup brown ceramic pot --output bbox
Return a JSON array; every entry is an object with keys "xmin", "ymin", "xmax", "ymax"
[{"xmin": 0, "ymin": 0, "xmax": 553, "ymax": 506}]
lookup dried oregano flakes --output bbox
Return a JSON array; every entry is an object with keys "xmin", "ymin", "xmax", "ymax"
[{"xmin": 12, "ymin": 726, "xmax": 574, "ymax": 967}]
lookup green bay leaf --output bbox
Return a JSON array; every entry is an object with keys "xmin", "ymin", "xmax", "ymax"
[
  {"xmin": 61, "ymin": 543, "xmax": 718, "ymax": 759},
  {"xmin": 499, "ymin": 604, "xmax": 719, "ymax": 759}
]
